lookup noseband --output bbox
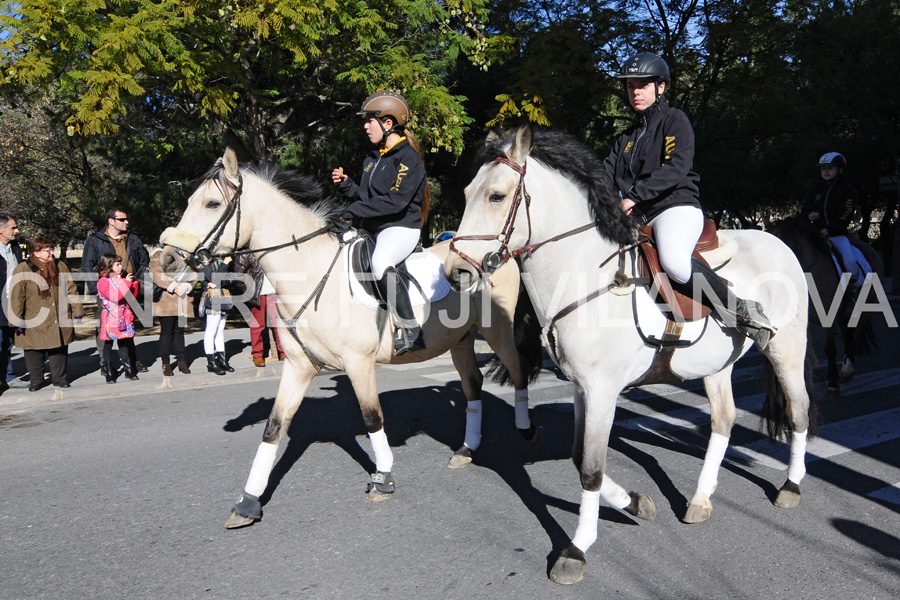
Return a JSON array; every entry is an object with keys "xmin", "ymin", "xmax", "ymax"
[{"xmin": 449, "ymin": 156, "xmax": 595, "ymax": 287}]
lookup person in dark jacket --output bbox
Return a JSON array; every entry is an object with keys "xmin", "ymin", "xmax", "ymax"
[
  {"xmin": 604, "ymin": 52, "xmax": 773, "ymax": 350},
  {"xmin": 803, "ymin": 152, "xmax": 871, "ymax": 289},
  {"xmin": 0, "ymin": 214, "xmax": 22, "ymax": 393},
  {"xmin": 81, "ymin": 208, "xmax": 150, "ymax": 374},
  {"xmin": 199, "ymin": 256, "xmax": 236, "ymax": 375},
  {"xmin": 331, "ymin": 90, "xmax": 428, "ymax": 355}
]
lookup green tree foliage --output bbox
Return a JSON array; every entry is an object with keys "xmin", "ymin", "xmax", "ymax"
[
  {"xmin": 0, "ymin": 98, "xmax": 112, "ymax": 250},
  {"xmin": 0, "ymin": 0, "xmax": 510, "ymax": 160}
]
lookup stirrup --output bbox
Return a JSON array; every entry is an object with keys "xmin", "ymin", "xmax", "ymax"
[
  {"xmin": 735, "ymin": 301, "xmax": 776, "ymax": 351},
  {"xmin": 394, "ymin": 327, "xmax": 426, "ymax": 356}
]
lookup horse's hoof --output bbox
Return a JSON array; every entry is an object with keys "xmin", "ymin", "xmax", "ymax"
[
  {"xmin": 519, "ymin": 423, "xmax": 541, "ymax": 445},
  {"xmin": 224, "ymin": 512, "xmax": 255, "ymax": 529},
  {"xmin": 365, "ymin": 489, "xmax": 393, "ymax": 502},
  {"xmin": 682, "ymin": 499, "xmax": 713, "ymax": 524},
  {"xmin": 774, "ymin": 480, "xmax": 801, "ymax": 508},
  {"xmin": 447, "ymin": 447, "xmax": 473, "ymax": 469},
  {"xmin": 623, "ymin": 492, "xmax": 657, "ymax": 521},
  {"xmin": 549, "ymin": 544, "xmax": 586, "ymax": 585}
]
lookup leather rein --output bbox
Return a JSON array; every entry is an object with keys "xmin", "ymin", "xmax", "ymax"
[{"xmin": 179, "ymin": 169, "xmax": 346, "ymax": 372}]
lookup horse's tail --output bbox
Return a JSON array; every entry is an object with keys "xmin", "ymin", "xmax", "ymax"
[
  {"xmin": 761, "ymin": 343, "xmax": 820, "ymax": 442},
  {"xmin": 486, "ymin": 283, "xmax": 544, "ymax": 386}
]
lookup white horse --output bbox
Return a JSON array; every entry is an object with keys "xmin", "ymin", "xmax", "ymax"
[
  {"xmin": 443, "ymin": 126, "xmax": 817, "ymax": 584},
  {"xmin": 160, "ymin": 148, "xmax": 542, "ymax": 529}
]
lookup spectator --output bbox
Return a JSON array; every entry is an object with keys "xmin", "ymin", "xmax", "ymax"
[
  {"xmin": 150, "ymin": 248, "xmax": 196, "ymax": 376},
  {"xmin": 9, "ymin": 236, "xmax": 84, "ymax": 391},
  {"xmin": 97, "ymin": 254, "xmax": 140, "ymax": 383},
  {"xmin": 0, "ymin": 214, "xmax": 22, "ymax": 393},
  {"xmin": 199, "ymin": 256, "xmax": 236, "ymax": 375},
  {"xmin": 81, "ymin": 208, "xmax": 150, "ymax": 375},
  {"xmin": 233, "ymin": 253, "xmax": 284, "ymax": 367}
]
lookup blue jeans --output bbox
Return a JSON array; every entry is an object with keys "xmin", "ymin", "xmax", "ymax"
[{"xmin": 1, "ymin": 326, "xmax": 15, "ymax": 384}]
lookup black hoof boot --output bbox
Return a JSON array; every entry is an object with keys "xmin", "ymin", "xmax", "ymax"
[
  {"xmin": 207, "ymin": 355, "xmax": 226, "ymax": 376},
  {"xmin": 216, "ymin": 351, "xmax": 235, "ymax": 373}
]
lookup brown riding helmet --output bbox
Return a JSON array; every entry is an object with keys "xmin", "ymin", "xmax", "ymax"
[{"xmin": 357, "ymin": 91, "xmax": 410, "ymax": 127}]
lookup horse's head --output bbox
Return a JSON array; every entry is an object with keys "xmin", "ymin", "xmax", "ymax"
[
  {"xmin": 765, "ymin": 214, "xmax": 829, "ymax": 269},
  {"xmin": 444, "ymin": 125, "xmax": 535, "ymax": 293},
  {"xmin": 160, "ymin": 147, "xmax": 250, "ymax": 273}
]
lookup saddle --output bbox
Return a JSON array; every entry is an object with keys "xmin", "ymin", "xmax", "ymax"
[
  {"xmin": 349, "ymin": 234, "xmax": 423, "ymax": 305},
  {"xmin": 627, "ymin": 219, "xmax": 721, "ymax": 388},
  {"xmin": 637, "ymin": 219, "xmax": 720, "ymax": 322}
]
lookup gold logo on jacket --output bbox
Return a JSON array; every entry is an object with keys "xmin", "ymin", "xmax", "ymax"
[
  {"xmin": 624, "ymin": 141, "xmax": 634, "ymax": 153},
  {"xmin": 392, "ymin": 163, "xmax": 409, "ymax": 191},
  {"xmin": 664, "ymin": 136, "xmax": 676, "ymax": 160}
]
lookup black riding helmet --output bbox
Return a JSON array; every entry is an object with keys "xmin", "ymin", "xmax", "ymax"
[{"xmin": 616, "ymin": 52, "xmax": 670, "ymax": 111}]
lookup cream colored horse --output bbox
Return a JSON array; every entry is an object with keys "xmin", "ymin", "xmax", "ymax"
[
  {"xmin": 444, "ymin": 126, "xmax": 817, "ymax": 584},
  {"xmin": 160, "ymin": 149, "xmax": 541, "ymax": 529}
]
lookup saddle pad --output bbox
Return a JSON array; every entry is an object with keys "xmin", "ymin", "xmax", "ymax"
[{"xmin": 345, "ymin": 236, "xmax": 452, "ymax": 311}]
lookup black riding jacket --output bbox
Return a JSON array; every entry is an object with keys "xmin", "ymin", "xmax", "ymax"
[
  {"xmin": 338, "ymin": 138, "xmax": 426, "ymax": 235},
  {"xmin": 803, "ymin": 176, "xmax": 857, "ymax": 237},
  {"xmin": 603, "ymin": 98, "xmax": 701, "ymax": 222}
]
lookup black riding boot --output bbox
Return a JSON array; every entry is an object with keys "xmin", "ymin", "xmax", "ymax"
[
  {"xmin": 684, "ymin": 258, "xmax": 775, "ymax": 351},
  {"xmin": 379, "ymin": 267, "xmax": 426, "ymax": 356},
  {"xmin": 207, "ymin": 354, "xmax": 226, "ymax": 375},
  {"xmin": 215, "ymin": 351, "xmax": 235, "ymax": 373}
]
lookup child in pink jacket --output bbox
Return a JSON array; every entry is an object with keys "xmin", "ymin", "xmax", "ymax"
[{"xmin": 97, "ymin": 254, "xmax": 140, "ymax": 383}]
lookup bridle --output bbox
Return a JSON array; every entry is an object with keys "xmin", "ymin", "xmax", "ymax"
[
  {"xmin": 448, "ymin": 156, "xmax": 595, "ymax": 287},
  {"xmin": 179, "ymin": 168, "xmax": 333, "ymax": 270}
]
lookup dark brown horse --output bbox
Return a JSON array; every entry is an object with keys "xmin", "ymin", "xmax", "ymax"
[{"xmin": 767, "ymin": 216, "xmax": 884, "ymax": 395}]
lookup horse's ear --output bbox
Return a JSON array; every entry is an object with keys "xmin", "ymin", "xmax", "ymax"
[
  {"xmin": 485, "ymin": 130, "xmax": 499, "ymax": 145},
  {"xmin": 223, "ymin": 147, "xmax": 240, "ymax": 184},
  {"xmin": 509, "ymin": 124, "xmax": 533, "ymax": 164}
]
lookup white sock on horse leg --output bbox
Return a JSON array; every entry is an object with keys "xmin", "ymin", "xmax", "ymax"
[
  {"xmin": 697, "ymin": 432, "xmax": 729, "ymax": 497},
  {"xmin": 245, "ymin": 441, "xmax": 279, "ymax": 497},
  {"xmin": 369, "ymin": 428, "xmax": 393, "ymax": 473},
  {"xmin": 571, "ymin": 489, "xmax": 601, "ymax": 552},
  {"xmin": 787, "ymin": 429, "xmax": 808, "ymax": 484},
  {"xmin": 599, "ymin": 474, "xmax": 632, "ymax": 510},
  {"xmin": 514, "ymin": 389, "xmax": 531, "ymax": 429},
  {"xmin": 463, "ymin": 400, "xmax": 482, "ymax": 451}
]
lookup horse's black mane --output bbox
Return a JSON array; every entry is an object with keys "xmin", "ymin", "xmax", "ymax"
[
  {"xmin": 200, "ymin": 159, "xmax": 345, "ymax": 227},
  {"xmin": 479, "ymin": 127, "xmax": 635, "ymax": 246}
]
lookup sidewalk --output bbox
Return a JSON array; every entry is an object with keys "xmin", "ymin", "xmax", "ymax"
[{"xmin": 0, "ymin": 328, "xmax": 285, "ymax": 412}]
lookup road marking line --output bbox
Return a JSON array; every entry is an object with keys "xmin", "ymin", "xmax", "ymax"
[
  {"xmin": 868, "ymin": 482, "xmax": 900, "ymax": 506},
  {"xmin": 732, "ymin": 407, "xmax": 900, "ymax": 470}
]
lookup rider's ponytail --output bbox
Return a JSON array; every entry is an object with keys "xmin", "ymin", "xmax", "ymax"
[{"xmin": 404, "ymin": 129, "xmax": 430, "ymax": 228}]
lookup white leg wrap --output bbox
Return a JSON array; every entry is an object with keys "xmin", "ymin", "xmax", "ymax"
[
  {"xmin": 369, "ymin": 428, "xmax": 393, "ymax": 473},
  {"xmin": 787, "ymin": 429, "xmax": 808, "ymax": 484},
  {"xmin": 571, "ymin": 489, "xmax": 601, "ymax": 552},
  {"xmin": 244, "ymin": 441, "xmax": 279, "ymax": 497},
  {"xmin": 514, "ymin": 389, "xmax": 531, "ymax": 430},
  {"xmin": 697, "ymin": 432, "xmax": 729, "ymax": 497},
  {"xmin": 463, "ymin": 400, "xmax": 482, "ymax": 451},
  {"xmin": 599, "ymin": 474, "xmax": 632, "ymax": 510}
]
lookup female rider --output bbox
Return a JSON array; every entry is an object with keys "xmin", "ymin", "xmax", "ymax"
[
  {"xmin": 804, "ymin": 152, "xmax": 871, "ymax": 292},
  {"xmin": 603, "ymin": 52, "xmax": 773, "ymax": 350},
  {"xmin": 332, "ymin": 91, "xmax": 428, "ymax": 355}
]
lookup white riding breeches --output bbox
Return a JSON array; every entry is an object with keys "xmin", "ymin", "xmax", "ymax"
[
  {"xmin": 371, "ymin": 226, "xmax": 421, "ymax": 280},
  {"xmin": 648, "ymin": 205, "xmax": 705, "ymax": 284}
]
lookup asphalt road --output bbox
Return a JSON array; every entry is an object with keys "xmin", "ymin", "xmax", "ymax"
[{"xmin": 1, "ymin": 317, "xmax": 899, "ymax": 599}]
